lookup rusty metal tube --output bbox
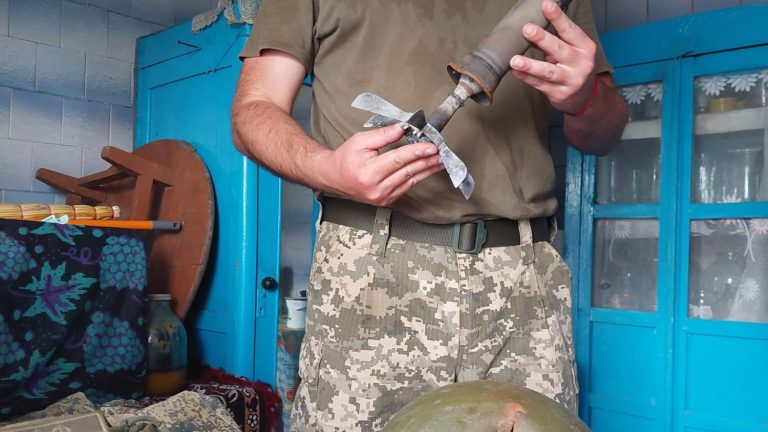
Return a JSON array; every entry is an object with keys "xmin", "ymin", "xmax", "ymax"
[{"xmin": 447, "ymin": 0, "xmax": 572, "ymax": 106}]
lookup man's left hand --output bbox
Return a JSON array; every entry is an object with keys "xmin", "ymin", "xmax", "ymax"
[{"xmin": 508, "ymin": 0, "xmax": 597, "ymax": 115}]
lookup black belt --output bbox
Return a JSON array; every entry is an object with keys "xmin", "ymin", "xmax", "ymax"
[{"xmin": 321, "ymin": 198, "xmax": 551, "ymax": 253}]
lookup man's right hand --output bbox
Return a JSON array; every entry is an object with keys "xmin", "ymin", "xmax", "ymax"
[
  {"xmin": 233, "ymin": 52, "xmax": 444, "ymax": 208},
  {"xmin": 318, "ymin": 125, "xmax": 445, "ymax": 207}
]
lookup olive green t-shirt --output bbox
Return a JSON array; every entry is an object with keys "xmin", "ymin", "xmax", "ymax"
[{"xmin": 241, "ymin": 0, "xmax": 611, "ymax": 224}]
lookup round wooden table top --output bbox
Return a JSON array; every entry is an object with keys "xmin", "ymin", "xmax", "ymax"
[{"xmin": 102, "ymin": 140, "xmax": 214, "ymax": 319}]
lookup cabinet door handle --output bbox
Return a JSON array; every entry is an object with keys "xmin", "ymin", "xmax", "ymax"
[{"xmin": 261, "ymin": 277, "xmax": 277, "ymax": 291}]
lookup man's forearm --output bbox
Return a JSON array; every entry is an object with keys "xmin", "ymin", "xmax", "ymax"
[
  {"xmin": 564, "ymin": 74, "xmax": 628, "ymax": 156},
  {"xmin": 232, "ymin": 99, "xmax": 331, "ymax": 190}
]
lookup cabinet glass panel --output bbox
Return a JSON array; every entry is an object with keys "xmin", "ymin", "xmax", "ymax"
[
  {"xmin": 692, "ymin": 69, "xmax": 768, "ymax": 203},
  {"xmin": 592, "ymin": 219, "xmax": 659, "ymax": 311},
  {"xmin": 596, "ymin": 82, "xmax": 662, "ymax": 204},
  {"xmin": 689, "ymin": 218, "xmax": 768, "ymax": 323}
]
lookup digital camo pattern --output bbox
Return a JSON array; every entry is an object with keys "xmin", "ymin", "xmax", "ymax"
[{"xmin": 290, "ymin": 216, "xmax": 577, "ymax": 432}]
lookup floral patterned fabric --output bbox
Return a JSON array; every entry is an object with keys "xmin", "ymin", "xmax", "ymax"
[
  {"xmin": 100, "ymin": 383, "xmax": 262, "ymax": 432},
  {"xmin": 0, "ymin": 390, "xmax": 241, "ymax": 432},
  {"xmin": 193, "ymin": 367, "xmax": 283, "ymax": 432},
  {"xmin": 0, "ymin": 219, "xmax": 149, "ymax": 421},
  {"xmin": 102, "ymin": 390, "xmax": 241, "ymax": 431}
]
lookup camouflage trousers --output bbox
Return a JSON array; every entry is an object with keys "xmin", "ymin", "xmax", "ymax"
[{"xmin": 290, "ymin": 210, "xmax": 578, "ymax": 432}]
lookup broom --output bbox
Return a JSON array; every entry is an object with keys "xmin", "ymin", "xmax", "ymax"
[{"xmin": 0, "ymin": 204, "xmax": 121, "ymax": 221}]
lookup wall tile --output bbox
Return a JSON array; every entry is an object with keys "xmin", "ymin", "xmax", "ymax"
[
  {"xmin": 108, "ymin": 13, "xmax": 156, "ymax": 62},
  {"xmin": 62, "ymin": 2, "xmax": 108, "ymax": 56},
  {"xmin": 150, "ymin": 22, "xmax": 164, "ymax": 35},
  {"xmin": 0, "ymin": 0, "xmax": 8, "ymax": 35},
  {"xmin": 82, "ymin": 146, "xmax": 109, "ymax": 175},
  {"xmin": 63, "ymin": 98, "xmax": 109, "ymax": 148},
  {"xmin": 88, "ymin": 0, "xmax": 130, "ymax": 15},
  {"xmin": 289, "ymin": 273, "xmax": 310, "ymax": 298},
  {"xmin": 0, "ymin": 138, "xmax": 33, "ymax": 191},
  {"xmin": 132, "ymin": 0, "xmax": 173, "ymax": 26},
  {"xmin": 281, "ymin": 244, "xmax": 312, "ymax": 274},
  {"xmin": 9, "ymin": 0, "xmax": 61, "ymax": 46},
  {"xmin": 173, "ymin": 0, "xmax": 213, "ymax": 25},
  {"xmin": 36, "ymin": 45, "xmax": 86, "ymax": 99},
  {"xmin": 694, "ymin": 0, "xmax": 740, "ymax": 12},
  {"xmin": 0, "ymin": 87, "xmax": 9, "ymax": 138},
  {"xmin": 32, "ymin": 143, "xmax": 83, "ymax": 192},
  {"xmin": 0, "ymin": 35, "xmax": 36, "ymax": 90},
  {"xmin": 282, "ymin": 225, "xmax": 313, "ymax": 251},
  {"xmin": 649, "ymin": 0, "xmax": 692, "ymax": 21},
  {"xmin": 292, "ymin": 85, "xmax": 312, "ymax": 132},
  {"xmin": 3, "ymin": 189, "xmax": 56, "ymax": 204},
  {"xmin": 110, "ymin": 104, "xmax": 133, "ymax": 150},
  {"xmin": 606, "ymin": 0, "xmax": 648, "ymax": 31},
  {"xmin": 86, "ymin": 55, "xmax": 133, "ymax": 106},
  {"xmin": 282, "ymin": 182, "xmax": 314, "ymax": 224},
  {"xmin": 10, "ymin": 90, "xmax": 62, "ymax": 144}
]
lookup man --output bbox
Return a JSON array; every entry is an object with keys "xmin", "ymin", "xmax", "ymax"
[{"xmin": 232, "ymin": 1, "xmax": 628, "ymax": 431}]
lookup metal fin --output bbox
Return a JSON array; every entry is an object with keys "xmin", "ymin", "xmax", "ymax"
[
  {"xmin": 352, "ymin": 93, "xmax": 412, "ymax": 122},
  {"xmin": 364, "ymin": 115, "xmax": 401, "ymax": 128},
  {"xmin": 352, "ymin": 92, "xmax": 475, "ymax": 200}
]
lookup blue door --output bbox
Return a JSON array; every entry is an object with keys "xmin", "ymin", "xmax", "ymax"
[
  {"xmin": 135, "ymin": 17, "xmax": 281, "ymax": 386},
  {"xmin": 567, "ymin": 6, "xmax": 768, "ymax": 431}
]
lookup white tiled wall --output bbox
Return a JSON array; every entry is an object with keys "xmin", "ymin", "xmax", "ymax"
[{"xmin": 0, "ymin": 0, "xmax": 216, "ymax": 204}]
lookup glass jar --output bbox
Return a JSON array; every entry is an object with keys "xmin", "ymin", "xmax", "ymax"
[{"xmin": 145, "ymin": 293, "xmax": 187, "ymax": 396}]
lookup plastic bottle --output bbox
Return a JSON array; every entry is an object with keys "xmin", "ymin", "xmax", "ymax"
[{"xmin": 145, "ymin": 293, "xmax": 188, "ymax": 396}]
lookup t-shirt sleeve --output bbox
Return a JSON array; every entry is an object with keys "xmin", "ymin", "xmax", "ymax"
[
  {"xmin": 239, "ymin": 0, "xmax": 315, "ymax": 74},
  {"xmin": 568, "ymin": 0, "xmax": 612, "ymax": 75}
]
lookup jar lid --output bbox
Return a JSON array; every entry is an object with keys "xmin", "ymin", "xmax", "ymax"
[{"xmin": 150, "ymin": 293, "xmax": 172, "ymax": 300}]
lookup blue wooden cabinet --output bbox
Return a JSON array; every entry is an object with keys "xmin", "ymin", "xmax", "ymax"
[
  {"xmin": 134, "ymin": 17, "xmax": 282, "ymax": 387},
  {"xmin": 566, "ymin": 5, "xmax": 768, "ymax": 431}
]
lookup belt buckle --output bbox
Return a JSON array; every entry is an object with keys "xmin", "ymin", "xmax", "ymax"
[{"xmin": 451, "ymin": 220, "xmax": 488, "ymax": 254}]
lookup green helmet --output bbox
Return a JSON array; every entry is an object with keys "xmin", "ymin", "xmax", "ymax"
[{"xmin": 381, "ymin": 381, "xmax": 590, "ymax": 432}]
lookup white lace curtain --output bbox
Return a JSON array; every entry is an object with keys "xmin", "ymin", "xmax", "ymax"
[{"xmin": 192, "ymin": 0, "xmax": 260, "ymax": 33}]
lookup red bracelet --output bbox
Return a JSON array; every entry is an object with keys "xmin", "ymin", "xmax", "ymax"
[{"xmin": 573, "ymin": 79, "xmax": 600, "ymax": 117}]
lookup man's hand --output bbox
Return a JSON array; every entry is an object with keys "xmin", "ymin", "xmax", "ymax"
[
  {"xmin": 508, "ymin": 0, "xmax": 596, "ymax": 115},
  {"xmin": 318, "ymin": 125, "xmax": 445, "ymax": 207},
  {"xmin": 507, "ymin": 0, "xmax": 628, "ymax": 155},
  {"xmin": 232, "ymin": 53, "xmax": 444, "ymax": 205}
]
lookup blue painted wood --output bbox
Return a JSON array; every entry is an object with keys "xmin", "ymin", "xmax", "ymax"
[
  {"xmin": 672, "ymin": 45, "xmax": 768, "ymax": 432},
  {"xmin": 135, "ymin": 16, "xmax": 281, "ymax": 387},
  {"xmin": 601, "ymin": 4, "xmax": 768, "ymax": 68},
  {"xmin": 254, "ymin": 168, "xmax": 281, "ymax": 385},
  {"xmin": 579, "ymin": 59, "xmax": 671, "ymax": 431},
  {"xmin": 589, "ymin": 308, "xmax": 659, "ymax": 327},
  {"xmin": 568, "ymin": 7, "xmax": 768, "ymax": 431}
]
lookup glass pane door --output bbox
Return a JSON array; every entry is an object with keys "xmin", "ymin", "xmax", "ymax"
[
  {"xmin": 596, "ymin": 81, "xmax": 663, "ymax": 204},
  {"xmin": 692, "ymin": 69, "xmax": 767, "ymax": 204},
  {"xmin": 593, "ymin": 219, "xmax": 659, "ymax": 311},
  {"xmin": 688, "ymin": 66, "xmax": 768, "ymax": 323},
  {"xmin": 689, "ymin": 218, "xmax": 768, "ymax": 323}
]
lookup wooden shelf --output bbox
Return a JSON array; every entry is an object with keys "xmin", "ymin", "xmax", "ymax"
[
  {"xmin": 621, "ymin": 106, "xmax": 768, "ymax": 140},
  {"xmin": 695, "ymin": 106, "xmax": 768, "ymax": 135},
  {"xmin": 622, "ymin": 119, "xmax": 661, "ymax": 140}
]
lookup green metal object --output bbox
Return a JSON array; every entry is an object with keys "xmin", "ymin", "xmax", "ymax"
[{"xmin": 382, "ymin": 381, "xmax": 590, "ymax": 432}]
